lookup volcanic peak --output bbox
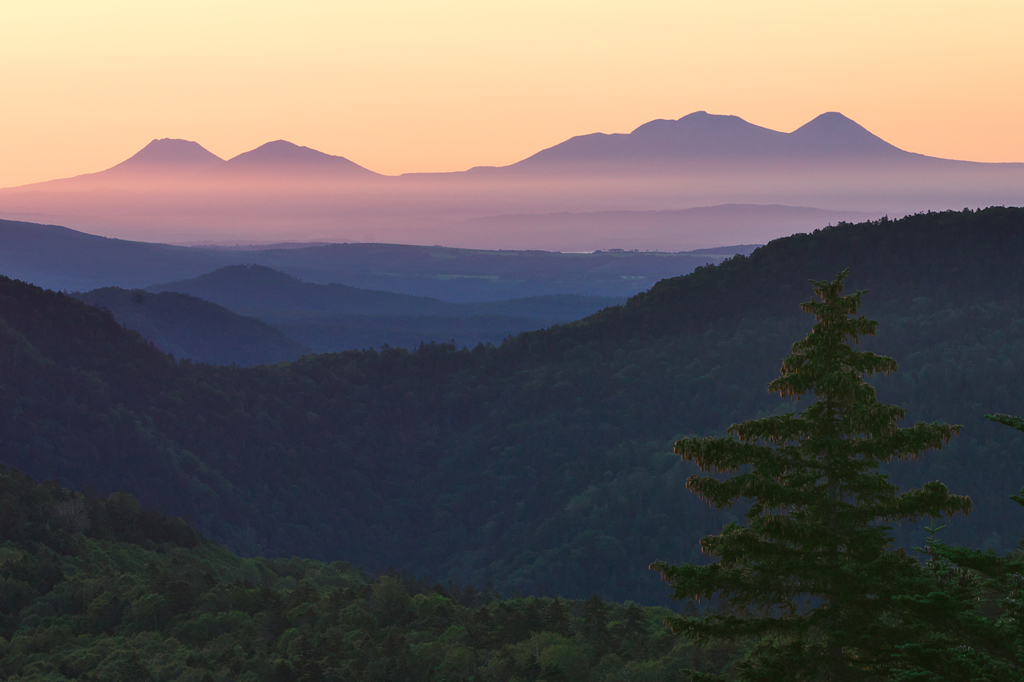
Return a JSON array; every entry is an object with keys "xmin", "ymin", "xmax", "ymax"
[{"xmin": 106, "ymin": 138, "xmax": 224, "ymax": 172}]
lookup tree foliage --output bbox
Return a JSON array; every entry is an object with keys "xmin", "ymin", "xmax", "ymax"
[
  {"xmin": 0, "ymin": 467, "xmax": 731, "ymax": 682},
  {"xmin": 652, "ymin": 271, "xmax": 974, "ymax": 681}
]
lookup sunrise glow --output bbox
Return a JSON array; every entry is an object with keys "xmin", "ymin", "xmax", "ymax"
[{"xmin": 2, "ymin": 0, "xmax": 1022, "ymax": 188}]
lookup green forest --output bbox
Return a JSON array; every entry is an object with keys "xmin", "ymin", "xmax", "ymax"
[
  {"xmin": 2, "ymin": 207, "xmax": 1024, "ymax": 612},
  {"xmin": 0, "ymin": 468, "xmax": 738, "ymax": 681},
  {"xmin": 5, "ymin": 254, "xmax": 1024, "ymax": 679}
]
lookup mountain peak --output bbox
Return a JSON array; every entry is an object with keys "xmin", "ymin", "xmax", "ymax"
[
  {"xmin": 511, "ymin": 110, "xmax": 914, "ymax": 170},
  {"xmin": 223, "ymin": 141, "xmax": 377, "ymax": 176},
  {"xmin": 789, "ymin": 112, "xmax": 904, "ymax": 157},
  {"xmin": 629, "ymin": 111, "xmax": 764, "ymax": 136},
  {"xmin": 106, "ymin": 139, "xmax": 224, "ymax": 173}
]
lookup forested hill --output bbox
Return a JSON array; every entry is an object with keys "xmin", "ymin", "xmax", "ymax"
[
  {"xmin": 72, "ymin": 287, "xmax": 311, "ymax": 365},
  {"xmin": 3, "ymin": 207, "xmax": 1024, "ymax": 605},
  {"xmin": 1, "ymin": 467, "xmax": 714, "ymax": 682}
]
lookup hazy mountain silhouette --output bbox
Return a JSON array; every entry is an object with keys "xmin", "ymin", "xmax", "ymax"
[
  {"xmin": 787, "ymin": 112, "xmax": 907, "ymax": 159},
  {"xmin": 215, "ymin": 140, "xmax": 378, "ymax": 178},
  {"xmin": 148, "ymin": 264, "xmax": 623, "ymax": 320},
  {"xmin": 495, "ymin": 111, "xmax": 922, "ymax": 172},
  {"xmin": 2, "ymin": 112, "xmax": 1022, "ymax": 246},
  {"xmin": 148, "ymin": 264, "xmax": 449, "ymax": 316},
  {"xmin": 105, "ymin": 138, "xmax": 225, "ymax": 173},
  {"xmin": 145, "ymin": 264, "xmax": 626, "ymax": 351},
  {"xmin": 0, "ymin": 218, "xmax": 745, "ymax": 299},
  {"xmin": 0, "ymin": 219, "xmax": 228, "ymax": 291}
]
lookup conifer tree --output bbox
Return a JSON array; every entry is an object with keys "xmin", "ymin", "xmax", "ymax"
[
  {"xmin": 651, "ymin": 270, "xmax": 972, "ymax": 681},
  {"xmin": 893, "ymin": 412, "xmax": 1024, "ymax": 680}
]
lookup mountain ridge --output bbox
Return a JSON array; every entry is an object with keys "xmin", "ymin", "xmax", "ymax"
[
  {"xmin": 5, "ymin": 111, "xmax": 1018, "ymax": 190},
  {"xmin": 105, "ymin": 138, "xmax": 225, "ymax": 172},
  {"xmin": 0, "ymin": 217, "xmax": 751, "ymax": 299},
  {"xmin": 214, "ymin": 139, "xmax": 378, "ymax": 177},
  {"xmin": 502, "ymin": 111, "xmax": 918, "ymax": 171}
]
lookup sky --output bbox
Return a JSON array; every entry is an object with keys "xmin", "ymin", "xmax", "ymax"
[{"xmin": 2, "ymin": 0, "xmax": 1022, "ymax": 188}]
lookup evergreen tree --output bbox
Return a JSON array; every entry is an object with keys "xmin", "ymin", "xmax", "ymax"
[
  {"xmin": 651, "ymin": 270, "xmax": 972, "ymax": 681},
  {"xmin": 893, "ymin": 412, "xmax": 1024, "ymax": 680},
  {"xmin": 544, "ymin": 597, "xmax": 573, "ymax": 638}
]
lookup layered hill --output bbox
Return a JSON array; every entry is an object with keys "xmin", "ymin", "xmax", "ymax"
[
  {"xmin": 0, "ymin": 217, "xmax": 746, "ymax": 299},
  {"xmin": 151, "ymin": 265, "xmax": 459, "ymax": 317},
  {"xmin": 149, "ymin": 264, "xmax": 621, "ymax": 320},
  {"xmin": 72, "ymin": 287, "xmax": 310, "ymax": 365},
  {"xmin": 146, "ymin": 264, "xmax": 624, "ymax": 352},
  {"xmin": 3, "ymin": 208, "xmax": 1024, "ymax": 605}
]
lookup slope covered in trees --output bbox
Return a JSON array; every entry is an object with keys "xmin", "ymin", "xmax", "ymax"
[
  {"xmin": 0, "ymin": 467, "xmax": 731, "ymax": 682},
  {"xmin": 72, "ymin": 287, "xmax": 310, "ymax": 365},
  {"xmin": 2, "ymin": 208, "xmax": 1024, "ymax": 605}
]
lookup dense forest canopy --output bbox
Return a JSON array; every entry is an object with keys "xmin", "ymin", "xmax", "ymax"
[
  {"xmin": 1, "ymin": 468, "xmax": 727, "ymax": 682},
  {"xmin": 2, "ymin": 207, "xmax": 1024, "ymax": 605}
]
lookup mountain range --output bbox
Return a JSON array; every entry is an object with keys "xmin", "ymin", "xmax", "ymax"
[
  {"xmin": 2, "ymin": 112, "xmax": 1019, "ymax": 246},
  {"xmin": 0, "ymin": 217, "xmax": 754, "ymax": 299},
  {"xmin": 148, "ymin": 264, "xmax": 623, "ymax": 321},
  {"xmin": 142, "ymin": 264, "xmax": 625, "ymax": 354},
  {"xmin": 495, "ymin": 111, "xmax": 913, "ymax": 171}
]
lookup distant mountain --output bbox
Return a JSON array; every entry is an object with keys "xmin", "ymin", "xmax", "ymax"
[
  {"xmin": 147, "ymin": 264, "xmax": 625, "ymax": 350},
  {"xmin": 0, "ymin": 218, "xmax": 742, "ymax": 299},
  {"xmin": 3, "ymin": 112, "xmax": 1021, "ymax": 245},
  {"xmin": 149, "ymin": 264, "xmax": 468, "ymax": 316},
  {"xmin": 215, "ymin": 140, "xmax": 378, "ymax": 178},
  {"xmin": 0, "ymin": 219, "xmax": 228, "ymax": 292},
  {"xmin": 787, "ymin": 112, "xmax": 907, "ymax": 159},
  {"xmin": 497, "ymin": 111, "xmax": 925, "ymax": 173},
  {"xmin": 104, "ymin": 138, "xmax": 225, "ymax": 173},
  {"xmin": 72, "ymin": 287, "xmax": 309, "ymax": 365}
]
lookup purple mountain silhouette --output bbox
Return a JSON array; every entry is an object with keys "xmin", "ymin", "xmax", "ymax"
[
  {"xmin": 105, "ymin": 138, "xmax": 224, "ymax": 173},
  {"xmin": 498, "ymin": 111, "xmax": 916, "ymax": 171},
  {"xmin": 217, "ymin": 140, "xmax": 377, "ymax": 177},
  {"xmin": 787, "ymin": 113, "xmax": 906, "ymax": 159}
]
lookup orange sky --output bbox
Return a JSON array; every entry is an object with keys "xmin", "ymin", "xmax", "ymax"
[{"xmin": 2, "ymin": 1, "xmax": 1022, "ymax": 188}]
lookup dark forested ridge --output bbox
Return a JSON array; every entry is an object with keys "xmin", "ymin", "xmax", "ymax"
[
  {"xmin": 3, "ymin": 207, "xmax": 1024, "ymax": 605},
  {"xmin": 1, "ymin": 468, "xmax": 722, "ymax": 682},
  {"xmin": 72, "ymin": 287, "xmax": 311, "ymax": 365}
]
